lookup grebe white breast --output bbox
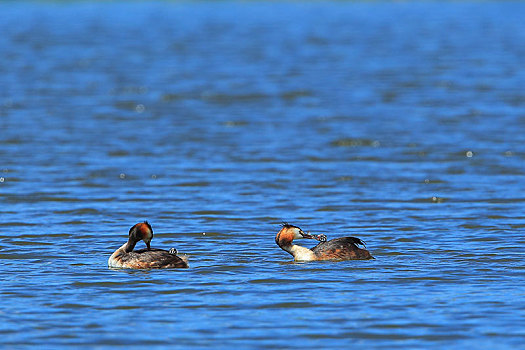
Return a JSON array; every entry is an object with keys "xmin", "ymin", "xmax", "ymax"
[
  {"xmin": 275, "ymin": 223, "xmax": 373, "ymax": 261},
  {"xmin": 108, "ymin": 221, "xmax": 189, "ymax": 269}
]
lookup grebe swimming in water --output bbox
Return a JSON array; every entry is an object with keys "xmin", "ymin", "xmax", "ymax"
[
  {"xmin": 108, "ymin": 221, "xmax": 189, "ymax": 269},
  {"xmin": 275, "ymin": 223, "xmax": 373, "ymax": 261}
]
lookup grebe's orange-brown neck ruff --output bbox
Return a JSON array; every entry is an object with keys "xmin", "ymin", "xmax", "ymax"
[
  {"xmin": 108, "ymin": 221, "xmax": 188, "ymax": 269},
  {"xmin": 275, "ymin": 223, "xmax": 318, "ymax": 261},
  {"xmin": 275, "ymin": 223, "xmax": 373, "ymax": 261}
]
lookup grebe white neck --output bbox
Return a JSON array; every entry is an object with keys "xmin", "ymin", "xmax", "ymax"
[{"xmin": 286, "ymin": 244, "xmax": 316, "ymax": 262}]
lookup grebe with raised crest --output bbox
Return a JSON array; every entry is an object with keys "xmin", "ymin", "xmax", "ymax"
[
  {"xmin": 275, "ymin": 223, "xmax": 373, "ymax": 261},
  {"xmin": 108, "ymin": 221, "xmax": 189, "ymax": 269}
]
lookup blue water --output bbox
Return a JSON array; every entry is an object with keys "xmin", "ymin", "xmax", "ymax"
[{"xmin": 1, "ymin": 1, "xmax": 524, "ymax": 348}]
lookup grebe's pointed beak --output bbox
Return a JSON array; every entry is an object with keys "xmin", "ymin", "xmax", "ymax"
[
  {"xmin": 301, "ymin": 231, "xmax": 327, "ymax": 242},
  {"xmin": 299, "ymin": 231, "xmax": 315, "ymax": 239},
  {"xmin": 146, "ymin": 241, "xmax": 151, "ymax": 250}
]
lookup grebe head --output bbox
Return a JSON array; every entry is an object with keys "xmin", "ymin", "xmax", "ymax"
[
  {"xmin": 275, "ymin": 223, "xmax": 315, "ymax": 246},
  {"xmin": 129, "ymin": 221, "xmax": 153, "ymax": 250}
]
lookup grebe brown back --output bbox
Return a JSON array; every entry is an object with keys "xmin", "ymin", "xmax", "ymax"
[
  {"xmin": 108, "ymin": 221, "xmax": 189, "ymax": 269},
  {"xmin": 275, "ymin": 223, "xmax": 373, "ymax": 261}
]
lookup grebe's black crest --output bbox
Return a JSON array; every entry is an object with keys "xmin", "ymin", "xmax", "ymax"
[{"xmin": 281, "ymin": 222, "xmax": 300, "ymax": 229}]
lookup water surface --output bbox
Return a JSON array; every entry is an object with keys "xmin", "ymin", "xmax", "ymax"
[{"xmin": 1, "ymin": 1, "xmax": 524, "ymax": 348}]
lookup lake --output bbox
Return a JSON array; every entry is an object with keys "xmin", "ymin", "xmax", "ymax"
[{"xmin": 1, "ymin": 1, "xmax": 524, "ymax": 348}]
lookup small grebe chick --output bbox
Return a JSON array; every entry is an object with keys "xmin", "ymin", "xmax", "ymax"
[
  {"xmin": 275, "ymin": 223, "xmax": 373, "ymax": 261},
  {"xmin": 108, "ymin": 221, "xmax": 189, "ymax": 269}
]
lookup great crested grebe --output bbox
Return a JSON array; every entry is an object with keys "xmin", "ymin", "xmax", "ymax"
[
  {"xmin": 275, "ymin": 223, "xmax": 373, "ymax": 261},
  {"xmin": 108, "ymin": 221, "xmax": 189, "ymax": 269}
]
